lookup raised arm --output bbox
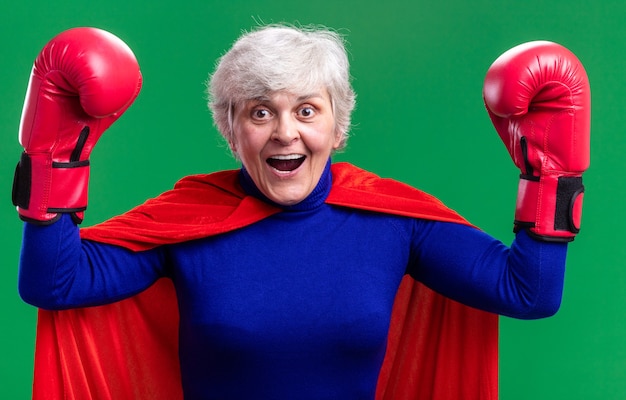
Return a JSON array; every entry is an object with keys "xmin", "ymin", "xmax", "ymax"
[
  {"xmin": 19, "ymin": 214, "xmax": 166, "ymax": 310},
  {"xmin": 13, "ymin": 28, "xmax": 159, "ymax": 310},
  {"xmin": 410, "ymin": 221, "xmax": 567, "ymax": 319},
  {"xmin": 413, "ymin": 41, "xmax": 590, "ymax": 318}
]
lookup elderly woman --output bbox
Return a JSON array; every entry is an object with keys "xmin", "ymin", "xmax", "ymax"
[{"xmin": 15, "ymin": 24, "xmax": 589, "ymax": 399}]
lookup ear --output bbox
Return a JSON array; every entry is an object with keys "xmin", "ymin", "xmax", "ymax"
[
  {"xmin": 332, "ymin": 129, "xmax": 344, "ymax": 149},
  {"xmin": 227, "ymin": 133, "xmax": 238, "ymax": 154}
]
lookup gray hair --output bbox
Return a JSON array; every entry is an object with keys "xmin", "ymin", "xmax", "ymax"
[{"xmin": 207, "ymin": 24, "xmax": 356, "ymax": 151}]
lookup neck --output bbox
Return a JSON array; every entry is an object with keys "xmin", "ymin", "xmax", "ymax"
[{"xmin": 239, "ymin": 159, "xmax": 332, "ymax": 211}]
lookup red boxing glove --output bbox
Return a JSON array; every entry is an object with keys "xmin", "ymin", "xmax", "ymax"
[
  {"xmin": 12, "ymin": 27, "xmax": 142, "ymax": 224},
  {"xmin": 483, "ymin": 41, "xmax": 591, "ymax": 242}
]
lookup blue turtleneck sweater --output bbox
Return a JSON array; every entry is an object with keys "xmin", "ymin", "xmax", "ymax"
[{"xmin": 18, "ymin": 162, "xmax": 567, "ymax": 399}]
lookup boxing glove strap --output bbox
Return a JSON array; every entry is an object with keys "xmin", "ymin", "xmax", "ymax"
[
  {"xmin": 47, "ymin": 161, "xmax": 90, "ymax": 212},
  {"xmin": 13, "ymin": 152, "xmax": 89, "ymax": 224},
  {"xmin": 12, "ymin": 152, "xmax": 32, "ymax": 212},
  {"xmin": 514, "ymin": 174, "xmax": 583, "ymax": 242},
  {"xmin": 555, "ymin": 176, "xmax": 584, "ymax": 233}
]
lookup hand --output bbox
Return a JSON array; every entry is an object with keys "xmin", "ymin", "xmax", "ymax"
[
  {"xmin": 12, "ymin": 27, "xmax": 142, "ymax": 224},
  {"xmin": 483, "ymin": 41, "xmax": 591, "ymax": 241}
]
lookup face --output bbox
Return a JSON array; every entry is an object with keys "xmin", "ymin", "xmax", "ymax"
[{"xmin": 230, "ymin": 89, "xmax": 341, "ymax": 206}]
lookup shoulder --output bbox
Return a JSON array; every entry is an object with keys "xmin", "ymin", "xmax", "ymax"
[{"xmin": 328, "ymin": 162, "xmax": 471, "ymax": 226}]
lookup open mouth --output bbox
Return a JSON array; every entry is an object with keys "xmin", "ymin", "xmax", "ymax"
[{"xmin": 266, "ymin": 154, "xmax": 306, "ymax": 172}]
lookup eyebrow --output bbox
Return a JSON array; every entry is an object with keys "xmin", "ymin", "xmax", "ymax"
[
  {"xmin": 251, "ymin": 92, "xmax": 325, "ymax": 103},
  {"xmin": 297, "ymin": 92, "xmax": 324, "ymax": 101}
]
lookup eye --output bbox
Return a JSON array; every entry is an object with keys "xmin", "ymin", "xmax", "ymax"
[
  {"xmin": 251, "ymin": 107, "xmax": 272, "ymax": 121},
  {"xmin": 297, "ymin": 106, "xmax": 316, "ymax": 119}
]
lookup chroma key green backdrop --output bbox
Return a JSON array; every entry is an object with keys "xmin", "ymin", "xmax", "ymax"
[{"xmin": 0, "ymin": 1, "xmax": 623, "ymax": 398}]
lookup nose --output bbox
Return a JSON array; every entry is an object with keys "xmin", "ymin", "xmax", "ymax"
[{"xmin": 272, "ymin": 114, "xmax": 299, "ymax": 145}]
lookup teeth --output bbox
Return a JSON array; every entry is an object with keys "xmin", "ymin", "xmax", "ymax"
[
  {"xmin": 266, "ymin": 154, "xmax": 306, "ymax": 172},
  {"xmin": 270, "ymin": 154, "xmax": 304, "ymax": 160}
]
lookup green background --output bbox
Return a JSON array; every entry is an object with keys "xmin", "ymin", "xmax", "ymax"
[{"xmin": 0, "ymin": 0, "xmax": 622, "ymax": 398}]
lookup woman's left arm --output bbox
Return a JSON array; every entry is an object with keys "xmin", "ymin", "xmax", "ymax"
[{"xmin": 410, "ymin": 221, "xmax": 567, "ymax": 319}]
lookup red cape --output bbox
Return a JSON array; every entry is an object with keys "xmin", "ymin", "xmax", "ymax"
[{"xmin": 31, "ymin": 162, "xmax": 498, "ymax": 399}]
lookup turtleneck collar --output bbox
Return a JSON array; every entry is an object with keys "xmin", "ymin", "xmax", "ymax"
[{"xmin": 238, "ymin": 159, "xmax": 332, "ymax": 212}]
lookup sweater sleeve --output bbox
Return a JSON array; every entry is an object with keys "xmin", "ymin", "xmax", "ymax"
[
  {"xmin": 18, "ymin": 214, "xmax": 168, "ymax": 310},
  {"xmin": 409, "ymin": 221, "xmax": 568, "ymax": 319}
]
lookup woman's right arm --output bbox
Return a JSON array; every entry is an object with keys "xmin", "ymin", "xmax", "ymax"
[{"xmin": 18, "ymin": 214, "xmax": 168, "ymax": 310}]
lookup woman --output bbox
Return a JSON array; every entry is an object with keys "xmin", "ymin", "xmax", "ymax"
[{"xmin": 16, "ymin": 24, "xmax": 589, "ymax": 399}]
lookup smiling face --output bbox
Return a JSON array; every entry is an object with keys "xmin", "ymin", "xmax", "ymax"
[{"xmin": 230, "ymin": 89, "xmax": 341, "ymax": 206}]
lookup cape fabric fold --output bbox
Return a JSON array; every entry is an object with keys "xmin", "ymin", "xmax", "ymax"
[{"xmin": 31, "ymin": 162, "xmax": 498, "ymax": 399}]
